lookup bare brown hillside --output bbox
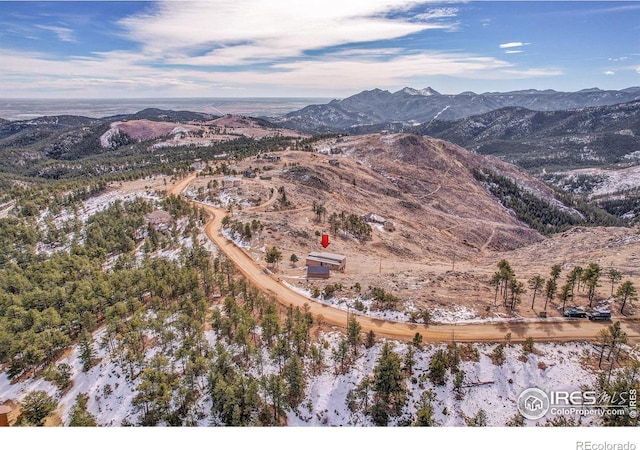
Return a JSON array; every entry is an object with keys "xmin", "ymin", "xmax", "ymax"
[
  {"xmin": 317, "ymin": 133, "xmax": 543, "ymax": 254},
  {"xmin": 102, "ymin": 114, "xmax": 305, "ymax": 149}
]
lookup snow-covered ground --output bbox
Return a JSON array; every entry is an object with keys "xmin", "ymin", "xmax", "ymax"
[
  {"xmin": 430, "ymin": 305, "xmax": 479, "ymax": 323},
  {"xmin": 99, "ymin": 122, "xmax": 123, "ymax": 148},
  {"xmin": 80, "ymin": 190, "xmax": 161, "ymax": 224},
  {"xmin": 281, "ymin": 281, "xmax": 410, "ymax": 322},
  {"xmin": 552, "ymin": 166, "xmax": 640, "ymax": 198},
  {"xmin": 279, "ymin": 280, "xmax": 577, "ymax": 326},
  {"xmin": 183, "ymin": 185, "xmax": 254, "ymax": 210},
  {"xmin": 1, "ymin": 326, "xmax": 601, "ymax": 427},
  {"xmin": 287, "ymin": 333, "xmax": 599, "ymax": 427},
  {"xmin": 221, "ymin": 227, "xmax": 252, "ymax": 250},
  {"xmin": 34, "ymin": 188, "xmax": 163, "ymax": 256},
  {"xmin": 0, "ymin": 328, "xmax": 140, "ymax": 426}
]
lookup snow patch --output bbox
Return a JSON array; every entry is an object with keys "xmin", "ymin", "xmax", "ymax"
[
  {"xmin": 99, "ymin": 122, "xmax": 123, "ymax": 149},
  {"xmin": 430, "ymin": 304, "xmax": 479, "ymax": 323}
]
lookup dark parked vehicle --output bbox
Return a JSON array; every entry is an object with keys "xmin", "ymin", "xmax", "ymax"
[
  {"xmin": 588, "ymin": 311, "xmax": 612, "ymax": 321},
  {"xmin": 564, "ymin": 308, "xmax": 587, "ymax": 318}
]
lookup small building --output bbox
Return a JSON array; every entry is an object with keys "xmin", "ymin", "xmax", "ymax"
[
  {"xmin": 145, "ymin": 210, "xmax": 174, "ymax": 233},
  {"xmin": 222, "ymin": 177, "xmax": 242, "ymax": 189},
  {"xmin": 242, "ymin": 169, "xmax": 256, "ymax": 178},
  {"xmin": 191, "ymin": 158, "xmax": 205, "ymax": 171},
  {"xmin": 306, "ymin": 252, "xmax": 347, "ymax": 272},
  {"xmin": 383, "ymin": 221, "xmax": 396, "ymax": 232},
  {"xmin": 0, "ymin": 404, "xmax": 12, "ymax": 427},
  {"xmin": 307, "ymin": 265, "xmax": 330, "ymax": 279},
  {"xmin": 263, "ymin": 154, "xmax": 281, "ymax": 162},
  {"xmin": 328, "ymin": 159, "xmax": 340, "ymax": 167},
  {"xmin": 362, "ymin": 213, "xmax": 386, "ymax": 224}
]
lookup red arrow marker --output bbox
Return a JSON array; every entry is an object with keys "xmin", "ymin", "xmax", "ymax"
[{"xmin": 321, "ymin": 234, "xmax": 330, "ymax": 248}]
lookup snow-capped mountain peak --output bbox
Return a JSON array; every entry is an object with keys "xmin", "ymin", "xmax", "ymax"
[{"xmin": 398, "ymin": 87, "xmax": 441, "ymax": 96}]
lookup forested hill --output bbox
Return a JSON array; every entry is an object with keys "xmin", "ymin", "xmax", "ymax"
[
  {"xmin": 0, "ymin": 110, "xmax": 296, "ymax": 180},
  {"xmin": 105, "ymin": 108, "xmax": 216, "ymax": 123},
  {"xmin": 417, "ymin": 100, "xmax": 640, "ymax": 171}
]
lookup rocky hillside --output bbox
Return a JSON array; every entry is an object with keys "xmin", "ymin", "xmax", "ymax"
[{"xmin": 322, "ymin": 134, "xmax": 615, "ymax": 239}]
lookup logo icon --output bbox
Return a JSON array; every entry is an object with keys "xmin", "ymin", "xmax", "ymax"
[{"xmin": 517, "ymin": 387, "xmax": 550, "ymax": 420}]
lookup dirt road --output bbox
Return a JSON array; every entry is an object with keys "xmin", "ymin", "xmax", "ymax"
[{"xmin": 170, "ymin": 174, "xmax": 640, "ymax": 344}]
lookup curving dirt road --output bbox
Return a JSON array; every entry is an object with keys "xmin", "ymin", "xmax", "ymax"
[{"xmin": 170, "ymin": 174, "xmax": 640, "ymax": 344}]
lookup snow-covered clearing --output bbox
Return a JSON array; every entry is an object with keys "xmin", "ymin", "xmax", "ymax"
[
  {"xmin": 554, "ymin": 166, "xmax": 640, "ymax": 198},
  {"xmin": 430, "ymin": 305, "xmax": 479, "ymax": 323},
  {"xmin": 281, "ymin": 281, "xmax": 410, "ymax": 322},
  {"xmin": 287, "ymin": 333, "xmax": 599, "ymax": 426},
  {"xmin": 80, "ymin": 190, "xmax": 161, "ymax": 224},
  {"xmin": 99, "ymin": 122, "xmax": 123, "ymax": 148}
]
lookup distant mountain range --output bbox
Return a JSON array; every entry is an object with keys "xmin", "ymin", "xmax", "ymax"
[
  {"xmin": 277, "ymin": 86, "xmax": 640, "ymax": 131},
  {"xmin": 3, "ymin": 89, "xmax": 640, "ymax": 178},
  {"xmin": 289, "ymin": 90, "xmax": 640, "ymax": 173}
]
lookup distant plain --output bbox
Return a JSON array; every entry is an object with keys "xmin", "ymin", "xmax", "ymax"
[{"xmin": 0, "ymin": 97, "xmax": 331, "ymax": 121}]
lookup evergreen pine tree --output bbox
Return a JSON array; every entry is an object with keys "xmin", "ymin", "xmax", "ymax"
[
  {"xmin": 346, "ymin": 315, "xmax": 362, "ymax": 351},
  {"xmin": 428, "ymin": 349, "xmax": 448, "ymax": 386},
  {"xmin": 372, "ymin": 342, "xmax": 406, "ymax": 419},
  {"xmin": 283, "ymin": 355, "xmax": 306, "ymax": 408},
  {"xmin": 365, "ymin": 330, "xmax": 376, "ymax": 349},
  {"xmin": 68, "ymin": 393, "xmax": 98, "ymax": 426},
  {"xmin": 79, "ymin": 331, "xmax": 95, "ymax": 372},
  {"xmin": 20, "ymin": 390, "xmax": 57, "ymax": 426}
]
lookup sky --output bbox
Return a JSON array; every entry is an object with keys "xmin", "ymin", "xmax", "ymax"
[{"xmin": 0, "ymin": 1, "xmax": 639, "ymax": 98}]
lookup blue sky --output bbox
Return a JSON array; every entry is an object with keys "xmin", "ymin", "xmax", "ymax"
[{"xmin": 1, "ymin": 1, "xmax": 639, "ymax": 98}]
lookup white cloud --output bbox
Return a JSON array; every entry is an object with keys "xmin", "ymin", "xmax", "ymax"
[
  {"xmin": 505, "ymin": 50, "xmax": 523, "ymax": 54},
  {"xmin": 0, "ymin": 1, "xmax": 570, "ymax": 97},
  {"xmin": 0, "ymin": 47, "xmax": 563, "ymax": 97},
  {"xmin": 118, "ymin": 0, "xmax": 451, "ymax": 65},
  {"xmin": 35, "ymin": 25, "xmax": 75, "ymax": 43},
  {"xmin": 604, "ymin": 70, "xmax": 615, "ymax": 75},
  {"xmin": 326, "ymin": 48, "xmax": 405, "ymax": 58},
  {"xmin": 499, "ymin": 42, "xmax": 529, "ymax": 49},
  {"xmin": 414, "ymin": 7, "xmax": 458, "ymax": 21},
  {"xmin": 637, "ymin": 67, "xmax": 640, "ymax": 74}
]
